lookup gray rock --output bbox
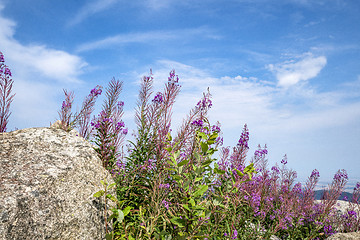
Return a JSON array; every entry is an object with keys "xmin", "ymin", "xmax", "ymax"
[
  {"xmin": 326, "ymin": 232, "xmax": 360, "ymax": 240},
  {"xmin": 0, "ymin": 127, "xmax": 115, "ymax": 240}
]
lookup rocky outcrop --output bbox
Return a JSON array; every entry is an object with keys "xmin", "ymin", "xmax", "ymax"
[
  {"xmin": 326, "ymin": 232, "xmax": 360, "ymax": 240},
  {"xmin": 0, "ymin": 127, "xmax": 115, "ymax": 240}
]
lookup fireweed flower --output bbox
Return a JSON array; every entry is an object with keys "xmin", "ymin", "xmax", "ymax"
[
  {"xmin": 348, "ymin": 210, "xmax": 357, "ymax": 218},
  {"xmin": 292, "ymin": 182, "xmax": 302, "ymax": 194},
  {"xmin": 311, "ymin": 169, "xmax": 320, "ymax": 178},
  {"xmin": 232, "ymin": 229, "xmax": 238, "ymax": 239},
  {"xmin": 191, "ymin": 119, "xmax": 204, "ymax": 127},
  {"xmin": 168, "ymin": 69, "xmax": 180, "ymax": 86},
  {"xmin": 90, "ymin": 85, "xmax": 102, "ymax": 96},
  {"xmin": 197, "ymin": 97, "xmax": 212, "ymax": 111},
  {"xmin": 334, "ymin": 169, "xmax": 348, "ymax": 181},
  {"xmin": 162, "ymin": 200, "xmax": 170, "ymax": 210},
  {"xmin": 271, "ymin": 166, "xmax": 280, "ymax": 173},
  {"xmin": 62, "ymin": 101, "xmax": 71, "ymax": 109},
  {"xmin": 118, "ymin": 101, "xmax": 124, "ymax": 107},
  {"xmin": 159, "ymin": 183, "xmax": 170, "ymax": 189},
  {"xmin": 211, "ymin": 124, "xmax": 221, "ymax": 133},
  {"xmin": 0, "ymin": 52, "xmax": 4, "ymax": 62},
  {"xmin": 152, "ymin": 92, "xmax": 164, "ymax": 104},
  {"xmin": 281, "ymin": 154, "xmax": 288, "ymax": 165},
  {"xmin": 4, "ymin": 67, "xmax": 11, "ymax": 76},
  {"xmin": 116, "ymin": 121, "xmax": 125, "ymax": 129},
  {"xmin": 216, "ymin": 136, "xmax": 224, "ymax": 145},
  {"xmin": 254, "ymin": 146, "xmax": 268, "ymax": 157},
  {"xmin": 237, "ymin": 124, "xmax": 249, "ymax": 148},
  {"xmin": 115, "ymin": 160, "xmax": 125, "ymax": 170}
]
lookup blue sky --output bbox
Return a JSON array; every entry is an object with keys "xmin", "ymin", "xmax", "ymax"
[{"xmin": 1, "ymin": 0, "xmax": 359, "ymax": 187}]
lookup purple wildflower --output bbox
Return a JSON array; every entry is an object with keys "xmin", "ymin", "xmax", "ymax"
[
  {"xmin": 237, "ymin": 124, "xmax": 249, "ymax": 149},
  {"xmin": 197, "ymin": 97, "xmax": 212, "ymax": 110},
  {"xmin": 311, "ymin": 169, "xmax": 320, "ymax": 178},
  {"xmin": 271, "ymin": 166, "xmax": 280, "ymax": 173},
  {"xmin": 212, "ymin": 124, "xmax": 221, "ymax": 133},
  {"xmin": 191, "ymin": 119, "xmax": 203, "ymax": 127},
  {"xmin": 334, "ymin": 169, "xmax": 348, "ymax": 181},
  {"xmin": 90, "ymin": 86, "xmax": 102, "ymax": 96},
  {"xmin": 162, "ymin": 200, "xmax": 170, "ymax": 210},
  {"xmin": 232, "ymin": 229, "xmax": 238, "ymax": 239},
  {"xmin": 159, "ymin": 183, "xmax": 170, "ymax": 189},
  {"xmin": 116, "ymin": 121, "xmax": 125, "ymax": 131},
  {"xmin": 0, "ymin": 52, "xmax": 4, "ymax": 63},
  {"xmin": 281, "ymin": 154, "xmax": 288, "ymax": 165},
  {"xmin": 122, "ymin": 128, "xmax": 128, "ymax": 135},
  {"xmin": 348, "ymin": 210, "xmax": 357, "ymax": 218},
  {"xmin": 168, "ymin": 69, "xmax": 179, "ymax": 85},
  {"xmin": 254, "ymin": 145, "xmax": 268, "ymax": 158},
  {"xmin": 4, "ymin": 67, "xmax": 11, "ymax": 76},
  {"xmin": 118, "ymin": 101, "xmax": 124, "ymax": 107},
  {"xmin": 152, "ymin": 92, "xmax": 164, "ymax": 103}
]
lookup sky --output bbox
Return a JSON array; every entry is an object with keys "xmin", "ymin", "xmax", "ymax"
[{"xmin": 0, "ymin": 0, "xmax": 359, "ymax": 188}]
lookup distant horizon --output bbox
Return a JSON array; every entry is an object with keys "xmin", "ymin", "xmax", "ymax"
[{"xmin": 0, "ymin": 0, "xmax": 359, "ymax": 184}]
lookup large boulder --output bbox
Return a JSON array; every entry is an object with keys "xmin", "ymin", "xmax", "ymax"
[
  {"xmin": 0, "ymin": 127, "xmax": 115, "ymax": 240},
  {"xmin": 326, "ymin": 232, "xmax": 360, "ymax": 240}
]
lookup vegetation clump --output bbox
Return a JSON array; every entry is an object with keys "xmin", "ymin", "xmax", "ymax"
[{"xmin": 1, "ymin": 50, "xmax": 359, "ymax": 239}]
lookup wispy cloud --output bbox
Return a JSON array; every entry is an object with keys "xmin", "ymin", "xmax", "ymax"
[
  {"xmin": 267, "ymin": 54, "xmax": 327, "ymax": 88},
  {"xmin": 67, "ymin": 0, "xmax": 120, "ymax": 27},
  {"xmin": 76, "ymin": 27, "xmax": 220, "ymax": 52}
]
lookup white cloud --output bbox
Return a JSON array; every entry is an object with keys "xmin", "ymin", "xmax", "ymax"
[
  {"xmin": 268, "ymin": 54, "xmax": 327, "ymax": 87},
  {"xmin": 0, "ymin": 6, "xmax": 88, "ymax": 130},
  {"xmin": 76, "ymin": 27, "xmax": 220, "ymax": 52},
  {"xmin": 0, "ymin": 8, "xmax": 87, "ymax": 83}
]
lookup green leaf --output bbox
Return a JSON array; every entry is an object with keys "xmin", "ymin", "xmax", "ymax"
[
  {"xmin": 207, "ymin": 148, "xmax": 217, "ymax": 155},
  {"xmin": 170, "ymin": 217, "xmax": 186, "ymax": 228},
  {"xmin": 198, "ymin": 132, "xmax": 207, "ymax": 140},
  {"xmin": 106, "ymin": 194, "xmax": 117, "ymax": 202},
  {"xmin": 117, "ymin": 209, "xmax": 125, "ymax": 223},
  {"xmin": 183, "ymin": 204, "xmax": 190, "ymax": 211},
  {"xmin": 128, "ymin": 233, "xmax": 135, "ymax": 240},
  {"xmin": 177, "ymin": 159, "xmax": 189, "ymax": 167},
  {"xmin": 108, "ymin": 182, "xmax": 116, "ymax": 189},
  {"xmin": 123, "ymin": 206, "xmax": 132, "ymax": 216},
  {"xmin": 100, "ymin": 180, "xmax": 107, "ymax": 187},
  {"xmin": 214, "ymin": 167, "xmax": 225, "ymax": 175},
  {"xmin": 188, "ymin": 198, "xmax": 195, "ymax": 207},
  {"xmin": 200, "ymin": 142, "xmax": 209, "ymax": 154},
  {"xmin": 193, "ymin": 185, "xmax": 208, "ymax": 198},
  {"xmin": 93, "ymin": 190, "xmax": 104, "ymax": 198},
  {"xmin": 201, "ymin": 159, "xmax": 212, "ymax": 167},
  {"xmin": 105, "ymin": 233, "xmax": 113, "ymax": 240},
  {"xmin": 195, "ymin": 177, "xmax": 203, "ymax": 182},
  {"xmin": 166, "ymin": 132, "xmax": 172, "ymax": 141},
  {"xmin": 235, "ymin": 169, "xmax": 244, "ymax": 177},
  {"xmin": 209, "ymin": 132, "xmax": 218, "ymax": 140}
]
